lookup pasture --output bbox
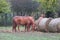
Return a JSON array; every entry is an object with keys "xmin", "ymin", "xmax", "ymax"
[
  {"xmin": 0, "ymin": 0, "xmax": 60, "ymax": 40},
  {"xmin": 0, "ymin": 26, "xmax": 60, "ymax": 40}
]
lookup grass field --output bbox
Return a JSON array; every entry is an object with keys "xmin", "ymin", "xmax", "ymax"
[{"xmin": 0, "ymin": 26, "xmax": 60, "ymax": 40}]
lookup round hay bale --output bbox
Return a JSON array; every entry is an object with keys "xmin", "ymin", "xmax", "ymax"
[
  {"xmin": 37, "ymin": 18, "xmax": 52, "ymax": 32},
  {"xmin": 35, "ymin": 17, "xmax": 43, "ymax": 26},
  {"xmin": 48, "ymin": 18, "xmax": 60, "ymax": 32},
  {"xmin": 35, "ymin": 17, "xmax": 44, "ymax": 31}
]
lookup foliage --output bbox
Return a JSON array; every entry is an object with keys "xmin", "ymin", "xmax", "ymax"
[
  {"xmin": 0, "ymin": 0, "xmax": 11, "ymax": 13},
  {"xmin": 35, "ymin": 0, "xmax": 58, "ymax": 13}
]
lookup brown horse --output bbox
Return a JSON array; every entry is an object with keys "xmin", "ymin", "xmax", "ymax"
[{"xmin": 12, "ymin": 16, "xmax": 35, "ymax": 32}]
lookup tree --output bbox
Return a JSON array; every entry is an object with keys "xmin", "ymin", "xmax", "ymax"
[
  {"xmin": 0, "ymin": 0, "xmax": 11, "ymax": 26},
  {"xmin": 35, "ymin": 0, "xmax": 58, "ymax": 18},
  {"xmin": 0, "ymin": 0, "xmax": 11, "ymax": 13},
  {"xmin": 11, "ymin": 0, "xmax": 39, "ymax": 16},
  {"xmin": 56, "ymin": 0, "xmax": 60, "ymax": 17}
]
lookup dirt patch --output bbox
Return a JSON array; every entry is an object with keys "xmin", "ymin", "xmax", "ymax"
[{"xmin": 0, "ymin": 30, "xmax": 12, "ymax": 33}]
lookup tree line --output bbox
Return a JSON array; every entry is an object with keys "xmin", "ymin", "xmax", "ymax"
[{"xmin": 0, "ymin": 0, "xmax": 60, "ymax": 26}]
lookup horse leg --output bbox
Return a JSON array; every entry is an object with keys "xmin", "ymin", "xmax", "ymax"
[
  {"xmin": 32, "ymin": 24, "xmax": 35, "ymax": 32},
  {"xmin": 27, "ymin": 24, "xmax": 30, "ymax": 32},
  {"xmin": 17, "ymin": 24, "xmax": 20, "ymax": 32},
  {"xmin": 12, "ymin": 24, "xmax": 17, "ymax": 32}
]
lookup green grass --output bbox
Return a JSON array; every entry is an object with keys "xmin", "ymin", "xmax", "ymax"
[{"xmin": 0, "ymin": 26, "xmax": 60, "ymax": 40}]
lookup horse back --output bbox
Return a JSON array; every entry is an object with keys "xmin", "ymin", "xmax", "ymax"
[{"xmin": 13, "ymin": 16, "xmax": 35, "ymax": 25}]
